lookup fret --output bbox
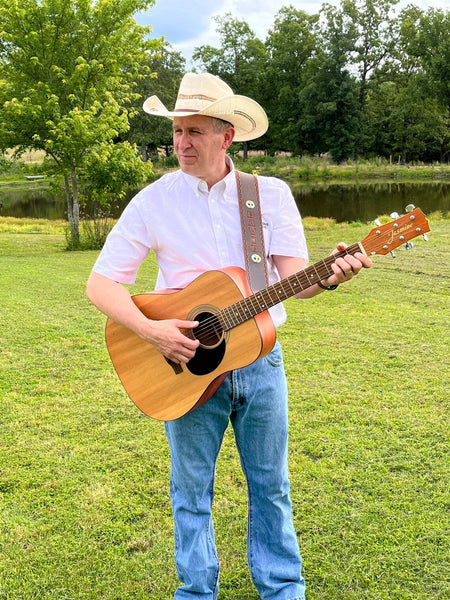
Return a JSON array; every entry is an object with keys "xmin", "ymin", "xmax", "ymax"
[
  {"xmin": 246, "ymin": 293, "xmax": 261, "ymax": 317},
  {"xmin": 296, "ymin": 270, "xmax": 310, "ymax": 290},
  {"xmin": 224, "ymin": 303, "xmax": 243, "ymax": 329},
  {"xmin": 284, "ymin": 276, "xmax": 300, "ymax": 297},
  {"xmin": 318, "ymin": 258, "xmax": 333, "ymax": 280},
  {"xmin": 310, "ymin": 264, "xmax": 321, "ymax": 284},
  {"xmin": 220, "ymin": 306, "xmax": 231, "ymax": 329},
  {"xmin": 266, "ymin": 283, "xmax": 281, "ymax": 305},
  {"xmin": 254, "ymin": 292, "xmax": 266, "ymax": 312},
  {"xmin": 220, "ymin": 247, "xmax": 362, "ymax": 330},
  {"xmin": 286, "ymin": 271, "xmax": 305, "ymax": 297}
]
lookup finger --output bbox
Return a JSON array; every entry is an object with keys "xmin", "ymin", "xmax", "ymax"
[
  {"xmin": 334, "ymin": 257, "xmax": 353, "ymax": 277},
  {"xmin": 176, "ymin": 319, "xmax": 199, "ymax": 330},
  {"xmin": 347, "ymin": 253, "xmax": 372, "ymax": 274},
  {"xmin": 176, "ymin": 345, "xmax": 198, "ymax": 364},
  {"xmin": 343, "ymin": 256, "xmax": 361, "ymax": 275},
  {"xmin": 330, "ymin": 243, "xmax": 346, "ymax": 256},
  {"xmin": 354, "ymin": 252, "xmax": 372, "ymax": 268}
]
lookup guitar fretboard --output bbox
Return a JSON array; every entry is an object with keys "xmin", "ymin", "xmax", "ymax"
[{"xmin": 220, "ymin": 243, "xmax": 362, "ymax": 330}]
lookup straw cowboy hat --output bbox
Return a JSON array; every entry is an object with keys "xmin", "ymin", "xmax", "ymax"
[{"xmin": 143, "ymin": 72, "xmax": 268, "ymax": 142}]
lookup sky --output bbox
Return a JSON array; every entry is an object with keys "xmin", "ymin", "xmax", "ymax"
[{"xmin": 135, "ymin": 0, "xmax": 448, "ymax": 66}]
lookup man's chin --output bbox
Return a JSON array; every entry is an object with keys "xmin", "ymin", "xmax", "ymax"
[{"xmin": 178, "ymin": 156, "xmax": 197, "ymax": 169}]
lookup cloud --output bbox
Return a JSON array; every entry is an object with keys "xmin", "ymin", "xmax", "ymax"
[
  {"xmin": 165, "ymin": 0, "xmax": 340, "ymax": 65},
  {"xmin": 137, "ymin": 0, "xmax": 221, "ymax": 43}
]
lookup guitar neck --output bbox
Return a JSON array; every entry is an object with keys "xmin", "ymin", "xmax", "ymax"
[{"xmin": 221, "ymin": 243, "xmax": 363, "ymax": 330}]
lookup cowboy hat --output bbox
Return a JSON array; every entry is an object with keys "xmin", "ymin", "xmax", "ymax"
[{"xmin": 143, "ymin": 72, "xmax": 268, "ymax": 142}]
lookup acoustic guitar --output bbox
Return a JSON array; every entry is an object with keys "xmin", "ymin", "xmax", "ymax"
[{"xmin": 105, "ymin": 208, "xmax": 430, "ymax": 421}]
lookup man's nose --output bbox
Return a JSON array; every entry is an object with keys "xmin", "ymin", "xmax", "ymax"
[{"xmin": 177, "ymin": 133, "xmax": 192, "ymax": 149}]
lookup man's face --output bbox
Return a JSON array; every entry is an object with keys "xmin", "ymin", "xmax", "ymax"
[{"xmin": 172, "ymin": 115, "xmax": 234, "ymax": 185}]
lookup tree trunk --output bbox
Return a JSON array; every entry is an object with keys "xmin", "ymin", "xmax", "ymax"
[
  {"xmin": 71, "ymin": 164, "xmax": 80, "ymax": 239},
  {"xmin": 64, "ymin": 173, "xmax": 73, "ymax": 225},
  {"xmin": 65, "ymin": 168, "xmax": 80, "ymax": 245}
]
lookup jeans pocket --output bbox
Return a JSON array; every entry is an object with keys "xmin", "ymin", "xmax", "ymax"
[{"xmin": 265, "ymin": 341, "xmax": 283, "ymax": 368}]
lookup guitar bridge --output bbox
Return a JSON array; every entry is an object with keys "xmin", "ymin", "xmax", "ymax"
[{"xmin": 165, "ymin": 357, "xmax": 183, "ymax": 375}]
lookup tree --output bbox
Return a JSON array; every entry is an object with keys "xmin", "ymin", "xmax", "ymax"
[
  {"xmin": 0, "ymin": 0, "xmax": 160, "ymax": 244},
  {"xmin": 193, "ymin": 13, "xmax": 267, "ymax": 158},
  {"xmin": 76, "ymin": 140, "xmax": 153, "ymax": 249},
  {"xmin": 126, "ymin": 43, "xmax": 186, "ymax": 162},
  {"xmin": 299, "ymin": 55, "xmax": 360, "ymax": 161},
  {"xmin": 398, "ymin": 7, "xmax": 450, "ymax": 161},
  {"xmin": 321, "ymin": 0, "xmax": 400, "ymax": 157},
  {"xmin": 263, "ymin": 6, "xmax": 320, "ymax": 155}
]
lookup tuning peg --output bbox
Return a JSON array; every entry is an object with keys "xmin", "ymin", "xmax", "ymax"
[
  {"xmin": 390, "ymin": 212, "xmax": 400, "ymax": 219},
  {"xmin": 405, "ymin": 241, "xmax": 414, "ymax": 250},
  {"xmin": 423, "ymin": 234, "xmax": 429, "ymax": 242},
  {"xmin": 390, "ymin": 251, "xmax": 396, "ymax": 258},
  {"xmin": 405, "ymin": 204, "xmax": 415, "ymax": 213},
  {"xmin": 374, "ymin": 218, "xmax": 381, "ymax": 226}
]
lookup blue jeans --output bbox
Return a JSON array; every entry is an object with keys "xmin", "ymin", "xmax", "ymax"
[{"xmin": 164, "ymin": 342, "xmax": 306, "ymax": 600}]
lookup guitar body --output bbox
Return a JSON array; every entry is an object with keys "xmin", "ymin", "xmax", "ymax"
[{"xmin": 105, "ymin": 267, "xmax": 276, "ymax": 421}]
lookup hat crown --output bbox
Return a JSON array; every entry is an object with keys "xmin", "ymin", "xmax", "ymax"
[{"xmin": 174, "ymin": 73, "xmax": 233, "ymax": 113}]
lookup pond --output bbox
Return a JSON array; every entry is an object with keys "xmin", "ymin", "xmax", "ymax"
[
  {"xmin": 292, "ymin": 180, "xmax": 449, "ymax": 222},
  {"xmin": 0, "ymin": 181, "xmax": 64, "ymax": 220},
  {"xmin": 0, "ymin": 179, "xmax": 449, "ymax": 222}
]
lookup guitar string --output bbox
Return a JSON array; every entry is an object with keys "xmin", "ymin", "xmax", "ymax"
[
  {"xmin": 190, "ymin": 248, "xmax": 362, "ymax": 340},
  {"xmin": 191, "ymin": 226, "xmax": 424, "ymax": 341},
  {"xmin": 190, "ymin": 251, "xmax": 348, "ymax": 342}
]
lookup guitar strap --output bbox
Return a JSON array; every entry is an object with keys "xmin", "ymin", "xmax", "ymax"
[{"xmin": 235, "ymin": 170, "xmax": 269, "ymax": 292}]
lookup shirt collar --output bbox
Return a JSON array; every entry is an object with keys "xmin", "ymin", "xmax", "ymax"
[{"xmin": 180, "ymin": 156, "xmax": 236, "ymax": 196}]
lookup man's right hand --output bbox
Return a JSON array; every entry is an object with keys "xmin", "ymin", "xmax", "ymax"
[
  {"xmin": 142, "ymin": 318, "xmax": 200, "ymax": 364},
  {"xmin": 87, "ymin": 272, "xmax": 199, "ymax": 364}
]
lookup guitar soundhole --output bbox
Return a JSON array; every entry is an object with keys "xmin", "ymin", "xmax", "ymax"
[
  {"xmin": 186, "ymin": 310, "xmax": 227, "ymax": 377},
  {"xmin": 193, "ymin": 311, "xmax": 223, "ymax": 348}
]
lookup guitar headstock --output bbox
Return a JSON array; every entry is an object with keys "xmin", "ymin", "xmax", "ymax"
[{"xmin": 361, "ymin": 208, "xmax": 430, "ymax": 256}]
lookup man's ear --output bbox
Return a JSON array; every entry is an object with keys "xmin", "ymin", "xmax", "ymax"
[{"xmin": 222, "ymin": 127, "xmax": 235, "ymax": 150}]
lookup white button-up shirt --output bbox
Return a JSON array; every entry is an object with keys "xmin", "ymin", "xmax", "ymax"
[{"xmin": 93, "ymin": 160, "xmax": 308, "ymax": 327}]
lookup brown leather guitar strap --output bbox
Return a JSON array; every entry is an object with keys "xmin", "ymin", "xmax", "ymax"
[{"xmin": 235, "ymin": 170, "xmax": 269, "ymax": 292}]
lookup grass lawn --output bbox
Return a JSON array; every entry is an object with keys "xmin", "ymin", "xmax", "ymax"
[{"xmin": 0, "ymin": 214, "xmax": 448, "ymax": 600}]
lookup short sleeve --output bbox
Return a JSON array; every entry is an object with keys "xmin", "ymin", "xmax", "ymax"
[{"xmin": 91, "ymin": 199, "xmax": 152, "ymax": 284}]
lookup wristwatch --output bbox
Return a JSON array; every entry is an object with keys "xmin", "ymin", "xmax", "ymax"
[{"xmin": 317, "ymin": 281, "xmax": 339, "ymax": 291}]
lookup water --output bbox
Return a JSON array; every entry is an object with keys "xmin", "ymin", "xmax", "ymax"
[
  {"xmin": 293, "ymin": 181, "xmax": 450, "ymax": 223},
  {"xmin": 0, "ymin": 179, "xmax": 449, "ymax": 222},
  {"xmin": 0, "ymin": 182, "xmax": 65, "ymax": 220}
]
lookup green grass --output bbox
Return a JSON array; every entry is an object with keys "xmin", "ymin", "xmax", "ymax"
[{"xmin": 0, "ymin": 215, "xmax": 448, "ymax": 600}]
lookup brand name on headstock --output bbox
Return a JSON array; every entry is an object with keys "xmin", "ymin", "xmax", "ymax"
[
  {"xmin": 388, "ymin": 222, "xmax": 412, "ymax": 243},
  {"xmin": 395, "ymin": 223, "xmax": 412, "ymax": 235}
]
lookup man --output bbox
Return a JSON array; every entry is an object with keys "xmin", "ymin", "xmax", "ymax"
[{"xmin": 87, "ymin": 72, "xmax": 372, "ymax": 600}]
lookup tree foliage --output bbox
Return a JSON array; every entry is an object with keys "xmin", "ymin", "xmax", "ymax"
[
  {"xmin": 0, "ymin": 0, "xmax": 448, "ymax": 243},
  {"xmin": 188, "ymin": 1, "xmax": 449, "ymax": 163},
  {"xmin": 193, "ymin": 13, "xmax": 267, "ymax": 157},
  {"xmin": 263, "ymin": 6, "xmax": 320, "ymax": 155},
  {"xmin": 0, "ymin": 0, "xmax": 159, "ymax": 245},
  {"xmin": 125, "ymin": 43, "xmax": 186, "ymax": 162}
]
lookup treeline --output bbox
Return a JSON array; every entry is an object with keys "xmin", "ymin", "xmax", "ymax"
[
  {"xmin": 127, "ymin": 0, "xmax": 450, "ymax": 164},
  {"xmin": 0, "ymin": 0, "xmax": 448, "ymax": 246}
]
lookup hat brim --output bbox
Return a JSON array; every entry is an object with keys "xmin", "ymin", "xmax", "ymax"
[{"xmin": 143, "ymin": 94, "xmax": 268, "ymax": 142}]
